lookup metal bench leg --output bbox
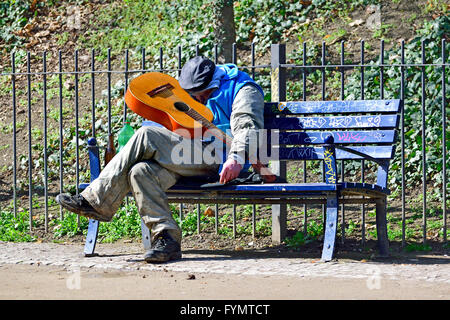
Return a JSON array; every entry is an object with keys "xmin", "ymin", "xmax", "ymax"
[
  {"xmin": 375, "ymin": 197, "xmax": 390, "ymax": 257},
  {"xmin": 321, "ymin": 136, "xmax": 339, "ymax": 261},
  {"xmin": 84, "ymin": 137, "xmax": 101, "ymax": 257},
  {"xmin": 84, "ymin": 219, "xmax": 100, "ymax": 257},
  {"xmin": 140, "ymin": 219, "xmax": 151, "ymax": 251},
  {"xmin": 321, "ymin": 195, "xmax": 339, "ymax": 262}
]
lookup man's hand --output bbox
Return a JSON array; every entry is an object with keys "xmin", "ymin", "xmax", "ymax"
[{"xmin": 219, "ymin": 158, "xmax": 242, "ymax": 184}]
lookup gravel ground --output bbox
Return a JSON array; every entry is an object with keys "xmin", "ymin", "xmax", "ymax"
[{"xmin": 0, "ymin": 241, "xmax": 448, "ymax": 300}]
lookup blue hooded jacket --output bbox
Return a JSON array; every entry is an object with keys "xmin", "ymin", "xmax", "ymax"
[
  {"xmin": 204, "ymin": 64, "xmax": 264, "ymax": 171},
  {"xmin": 205, "ymin": 64, "xmax": 264, "ymax": 133}
]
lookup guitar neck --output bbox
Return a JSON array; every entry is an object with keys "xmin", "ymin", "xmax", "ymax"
[{"xmin": 184, "ymin": 107, "xmax": 233, "ymax": 145}]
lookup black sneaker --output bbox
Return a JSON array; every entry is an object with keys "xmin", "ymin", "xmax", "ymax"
[
  {"xmin": 144, "ymin": 230, "xmax": 182, "ymax": 263},
  {"xmin": 55, "ymin": 193, "xmax": 110, "ymax": 222}
]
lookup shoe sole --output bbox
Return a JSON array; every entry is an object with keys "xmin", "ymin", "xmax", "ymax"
[
  {"xmin": 55, "ymin": 194, "xmax": 110, "ymax": 222},
  {"xmin": 144, "ymin": 251, "xmax": 182, "ymax": 263}
]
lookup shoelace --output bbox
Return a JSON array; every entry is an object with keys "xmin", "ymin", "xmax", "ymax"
[
  {"xmin": 152, "ymin": 236, "xmax": 168, "ymax": 250},
  {"xmin": 74, "ymin": 195, "xmax": 88, "ymax": 205}
]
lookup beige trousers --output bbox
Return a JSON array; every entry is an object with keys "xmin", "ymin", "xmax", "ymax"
[{"xmin": 81, "ymin": 125, "xmax": 220, "ymax": 244}]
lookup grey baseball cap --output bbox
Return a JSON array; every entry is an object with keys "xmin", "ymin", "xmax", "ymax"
[{"xmin": 178, "ymin": 56, "xmax": 215, "ymax": 92}]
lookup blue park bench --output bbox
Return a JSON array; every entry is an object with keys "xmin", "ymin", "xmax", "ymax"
[{"xmin": 79, "ymin": 99, "xmax": 402, "ymax": 261}]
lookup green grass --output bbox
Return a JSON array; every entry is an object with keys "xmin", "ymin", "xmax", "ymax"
[
  {"xmin": 404, "ymin": 243, "xmax": 432, "ymax": 252},
  {"xmin": 285, "ymin": 218, "xmax": 325, "ymax": 251},
  {"xmin": 97, "ymin": 203, "xmax": 142, "ymax": 242},
  {"xmin": 50, "ymin": 200, "xmax": 142, "ymax": 242},
  {"xmin": 372, "ymin": 23, "xmax": 394, "ymax": 40},
  {"xmin": 83, "ymin": 0, "xmax": 210, "ymax": 64},
  {"xmin": 0, "ymin": 204, "xmax": 36, "ymax": 242},
  {"xmin": 285, "ymin": 231, "xmax": 314, "ymax": 250},
  {"xmin": 172, "ymin": 204, "xmax": 273, "ymax": 238},
  {"xmin": 51, "ymin": 211, "xmax": 88, "ymax": 238}
]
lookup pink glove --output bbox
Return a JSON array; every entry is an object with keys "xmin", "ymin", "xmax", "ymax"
[{"xmin": 219, "ymin": 158, "xmax": 243, "ymax": 184}]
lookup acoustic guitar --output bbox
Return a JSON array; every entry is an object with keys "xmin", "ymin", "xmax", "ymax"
[{"xmin": 124, "ymin": 72, "xmax": 276, "ymax": 183}]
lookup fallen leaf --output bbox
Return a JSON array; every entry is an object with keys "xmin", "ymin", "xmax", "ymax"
[
  {"xmin": 349, "ymin": 19, "xmax": 364, "ymax": 27},
  {"xmin": 48, "ymin": 21, "xmax": 61, "ymax": 32},
  {"xmin": 26, "ymin": 39, "xmax": 40, "ymax": 49},
  {"xmin": 35, "ymin": 30, "xmax": 50, "ymax": 38},
  {"xmin": 203, "ymin": 207, "xmax": 214, "ymax": 217}
]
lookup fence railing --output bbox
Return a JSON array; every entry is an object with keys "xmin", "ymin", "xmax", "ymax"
[{"xmin": 0, "ymin": 39, "xmax": 448, "ymax": 247}]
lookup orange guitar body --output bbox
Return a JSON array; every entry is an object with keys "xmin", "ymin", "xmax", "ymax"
[{"xmin": 124, "ymin": 72, "xmax": 213, "ymax": 138}]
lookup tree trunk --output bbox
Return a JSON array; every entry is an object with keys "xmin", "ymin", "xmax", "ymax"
[{"xmin": 211, "ymin": 0, "xmax": 236, "ymax": 63}]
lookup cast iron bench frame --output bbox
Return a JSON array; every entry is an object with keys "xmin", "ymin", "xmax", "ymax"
[{"xmin": 79, "ymin": 99, "xmax": 402, "ymax": 261}]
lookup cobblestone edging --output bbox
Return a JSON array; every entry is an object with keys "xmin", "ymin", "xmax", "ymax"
[{"xmin": 0, "ymin": 242, "xmax": 449, "ymax": 284}]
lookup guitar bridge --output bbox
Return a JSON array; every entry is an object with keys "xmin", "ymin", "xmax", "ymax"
[{"xmin": 147, "ymin": 83, "xmax": 174, "ymax": 97}]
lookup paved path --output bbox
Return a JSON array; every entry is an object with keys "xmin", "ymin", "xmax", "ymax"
[
  {"xmin": 0, "ymin": 241, "xmax": 449, "ymax": 300},
  {"xmin": 1, "ymin": 242, "xmax": 449, "ymax": 282}
]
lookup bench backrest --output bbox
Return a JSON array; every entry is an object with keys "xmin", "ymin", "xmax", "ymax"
[
  {"xmin": 264, "ymin": 99, "xmax": 402, "ymax": 188},
  {"xmin": 140, "ymin": 99, "xmax": 402, "ymax": 188}
]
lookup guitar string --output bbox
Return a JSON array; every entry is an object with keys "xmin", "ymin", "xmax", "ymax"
[{"xmin": 159, "ymin": 88, "xmax": 231, "ymax": 144}]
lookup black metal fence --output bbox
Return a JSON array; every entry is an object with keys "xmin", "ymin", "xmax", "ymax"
[{"xmin": 0, "ymin": 39, "xmax": 448, "ymax": 247}]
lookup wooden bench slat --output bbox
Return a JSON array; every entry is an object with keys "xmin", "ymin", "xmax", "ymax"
[
  {"xmin": 264, "ymin": 99, "xmax": 401, "ymax": 115},
  {"xmin": 82, "ymin": 181, "xmax": 390, "ymax": 196},
  {"xmin": 278, "ymin": 129, "xmax": 396, "ymax": 145},
  {"xmin": 165, "ymin": 182, "xmax": 390, "ymax": 196},
  {"xmin": 264, "ymin": 114, "xmax": 399, "ymax": 130},
  {"xmin": 168, "ymin": 182, "xmax": 337, "ymax": 192},
  {"xmin": 276, "ymin": 145, "xmax": 394, "ymax": 160}
]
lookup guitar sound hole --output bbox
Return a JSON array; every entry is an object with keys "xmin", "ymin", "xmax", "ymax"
[{"xmin": 174, "ymin": 102, "xmax": 189, "ymax": 112}]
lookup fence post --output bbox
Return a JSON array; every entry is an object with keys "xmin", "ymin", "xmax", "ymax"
[{"xmin": 270, "ymin": 44, "xmax": 287, "ymax": 244}]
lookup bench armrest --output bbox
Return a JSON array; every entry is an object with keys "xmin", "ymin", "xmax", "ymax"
[
  {"xmin": 333, "ymin": 145, "xmax": 386, "ymax": 166},
  {"xmin": 319, "ymin": 134, "xmax": 386, "ymax": 166}
]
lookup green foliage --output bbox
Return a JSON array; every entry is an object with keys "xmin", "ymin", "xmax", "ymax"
[
  {"xmin": 287, "ymin": 15, "xmax": 449, "ymax": 198},
  {"xmin": 173, "ymin": 204, "xmax": 272, "ymax": 238},
  {"xmin": 174, "ymin": 209, "xmax": 203, "ymax": 237},
  {"xmin": 306, "ymin": 219, "xmax": 324, "ymax": 238},
  {"xmin": 51, "ymin": 211, "xmax": 88, "ymax": 238},
  {"xmin": 372, "ymin": 23, "xmax": 394, "ymax": 40},
  {"xmin": 235, "ymin": 0, "xmax": 380, "ymax": 51},
  {"xmin": 81, "ymin": 0, "xmax": 383, "ymax": 67},
  {"xmin": 0, "ymin": 202, "xmax": 35, "ymax": 242},
  {"xmin": 83, "ymin": 0, "xmax": 215, "ymax": 67},
  {"xmin": 0, "ymin": 0, "xmax": 32, "ymax": 50},
  {"xmin": 97, "ymin": 201, "xmax": 142, "ymax": 242},
  {"xmin": 345, "ymin": 219, "xmax": 358, "ymax": 235},
  {"xmin": 405, "ymin": 242, "xmax": 432, "ymax": 252},
  {"xmin": 285, "ymin": 231, "xmax": 313, "ymax": 250},
  {"xmin": 344, "ymin": 16, "xmax": 450, "ymax": 197},
  {"xmin": 285, "ymin": 218, "xmax": 325, "ymax": 250},
  {"xmin": 51, "ymin": 199, "xmax": 142, "ymax": 242}
]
